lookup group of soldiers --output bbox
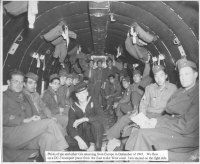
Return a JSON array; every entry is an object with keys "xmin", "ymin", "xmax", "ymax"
[{"xmin": 3, "ymin": 55, "xmax": 199, "ymax": 161}]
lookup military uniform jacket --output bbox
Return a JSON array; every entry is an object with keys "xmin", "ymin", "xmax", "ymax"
[
  {"xmin": 22, "ymin": 88, "xmax": 52, "ymax": 119},
  {"xmin": 42, "ymin": 87, "xmax": 66, "ymax": 115},
  {"xmin": 118, "ymin": 85, "xmax": 133, "ymax": 105},
  {"xmin": 57, "ymin": 84, "xmax": 73, "ymax": 107},
  {"xmin": 83, "ymin": 67, "xmax": 96, "ymax": 83},
  {"xmin": 3, "ymin": 89, "xmax": 39, "ymax": 127},
  {"xmin": 109, "ymin": 80, "xmax": 122, "ymax": 97},
  {"xmin": 101, "ymin": 66, "xmax": 122, "ymax": 83},
  {"xmin": 156, "ymin": 83, "xmax": 199, "ymax": 138},
  {"xmin": 139, "ymin": 81, "xmax": 177, "ymax": 115}
]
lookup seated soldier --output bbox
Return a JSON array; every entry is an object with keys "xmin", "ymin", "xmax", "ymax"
[
  {"xmin": 105, "ymin": 74, "xmax": 122, "ymax": 115},
  {"xmin": 3, "ymin": 69, "xmax": 68, "ymax": 162},
  {"xmin": 22, "ymin": 72, "xmax": 67, "ymax": 135},
  {"xmin": 130, "ymin": 61, "xmax": 152, "ymax": 111},
  {"xmin": 82, "ymin": 59, "xmax": 96, "ymax": 96},
  {"xmin": 125, "ymin": 58, "xmax": 198, "ymax": 162},
  {"xmin": 113, "ymin": 76, "xmax": 134, "ymax": 121},
  {"xmin": 72, "ymin": 74, "xmax": 80, "ymax": 86},
  {"xmin": 106, "ymin": 64, "xmax": 177, "ymax": 150},
  {"xmin": 66, "ymin": 82, "xmax": 105, "ymax": 151},
  {"xmin": 42, "ymin": 74, "xmax": 68, "ymax": 132},
  {"xmin": 57, "ymin": 70, "xmax": 73, "ymax": 111}
]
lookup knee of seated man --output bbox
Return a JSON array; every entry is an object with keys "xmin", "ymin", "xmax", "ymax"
[
  {"xmin": 91, "ymin": 121, "xmax": 103, "ymax": 129},
  {"xmin": 39, "ymin": 132, "xmax": 56, "ymax": 143}
]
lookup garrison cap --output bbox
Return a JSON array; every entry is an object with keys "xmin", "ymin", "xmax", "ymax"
[
  {"xmin": 74, "ymin": 82, "xmax": 88, "ymax": 93},
  {"xmin": 50, "ymin": 74, "xmax": 60, "ymax": 82},
  {"xmin": 176, "ymin": 58, "xmax": 197, "ymax": 71},
  {"xmin": 26, "ymin": 72, "xmax": 39, "ymax": 82},
  {"xmin": 122, "ymin": 76, "xmax": 130, "ymax": 82},
  {"xmin": 133, "ymin": 69, "xmax": 141, "ymax": 76},
  {"xmin": 59, "ymin": 69, "xmax": 67, "ymax": 77},
  {"xmin": 152, "ymin": 65, "xmax": 165, "ymax": 74},
  {"xmin": 66, "ymin": 74, "xmax": 73, "ymax": 79}
]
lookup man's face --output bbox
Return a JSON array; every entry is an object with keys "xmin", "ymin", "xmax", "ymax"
[
  {"xmin": 124, "ymin": 63, "xmax": 127, "ymax": 68},
  {"xmin": 49, "ymin": 79, "xmax": 60, "ymax": 91},
  {"xmin": 133, "ymin": 74, "xmax": 142, "ymax": 84},
  {"xmin": 122, "ymin": 81, "xmax": 129, "ymax": 89},
  {"xmin": 76, "ymin": 89, "xmax": 88, "ymax": 103},
  {"xmin": 7, "ymin": 74, "xmax": 24, "ymax": 93},
  {"xmin": 60, "ymin": 76, "xmax": 67, "ymax": 86},
  {"xmin": 89, "ymin": 61, "xmax": 94, "ymax": 68},
  {"xmin": 107, "ymin": 61, "xmax": 112, "ymax": 67},
  {"xmin": 109, "ymin": 77, "xmax": 115, "ymax": 84},
  {"xmin": 179, "ymin": 67, "xmax": 198, "ymax": 89},
  {"xmin": 73, "ymin": 78, "xmax": 79, "ymax": 85},
  {"xmin": 24, "ymin": 78, "xmax": 37, "ymax": 93},
  {"xmin": 66, "ymin": 78, "xmax": 72, "ymax": 86},
  {"xmin": 154, "ymin": 70, "xmax": 167, "ymax": 86},
  {"xmin": 97, "ymin": 62, "xmax": 102, "ymax": 68}
]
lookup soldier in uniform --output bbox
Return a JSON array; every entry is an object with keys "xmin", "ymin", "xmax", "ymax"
[
  {"xmin": 113, "ymin": 76, "xmax": 134, "ymax": 120},
  {"xmin": 125, "ymin": 58, "xmax": 199, "ymax": 160},
  {"xmin": 82, "ymin": 59, "xmax": 96, "ymax": 96},
  {"xmin": 3, "ymin": 70, "xmax": 68, "ymax": 161},
  {"xmin": 94, "ymin": 59, "xmax": 104, "ymax": 105},
  {"xmin": 42, "ymin": 74, "xmax": 68, "ymax": 132},
  {"xmin": 106, "ymin": 64, "xmax": 177, "ymax": 150},
  {"xmin": 57, "ymin": 70, "xmax": 73, "ymax": 111},
  {"xmin": 105, "ymin": 74, "xmax": 122, "ymax": 114},
  {"xmin": 101, "ymin": 57, "xmax": 123, "ymax": 106}
]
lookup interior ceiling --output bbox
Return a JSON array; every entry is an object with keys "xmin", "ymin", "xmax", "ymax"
[{"xmin": 3, "ymin": 1, "xmax": 199, "ymax": 91}]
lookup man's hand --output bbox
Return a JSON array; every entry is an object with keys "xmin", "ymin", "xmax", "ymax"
[
  {"xmin": 73, "ymin": 118, "xmax": 88, "ymax": 128},
  {"xmin": 128, "ymin": 110, "xmax": 138, "ymax": 119},
  {"xmin": 31, "ymin": 115, "xmax": 41, "ymax": 121},
  {"xmin": 23, "ymin": 117, "xmax": 32, "ymax": 123},
  {"xmin": 77, "ymin": 138, "xmax": 88, "ymax": 150},
  {"xmin": 113, "ymin": 102, "xmax": 119, "ymax": 108},
  {"xmin": 144, "ymin": 118, "xmax": 157, "ymax": 128}
]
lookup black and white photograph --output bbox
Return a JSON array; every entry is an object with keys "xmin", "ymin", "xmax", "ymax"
[{"xmin": 1, "ymin": 1, "xmax": 199, "ymax": 162}]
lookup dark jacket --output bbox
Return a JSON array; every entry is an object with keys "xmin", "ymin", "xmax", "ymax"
[{"xmin": 42, "ymin": 86, "xmax": 66, "ymax": 115}]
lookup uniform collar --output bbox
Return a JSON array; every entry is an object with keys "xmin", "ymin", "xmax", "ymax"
[
  {"xmin": 48, "ymin": 86, "xmax": 57, "ymax": 95},
  {"xmin": 185, "ymin": 82, "xmax": 198, "ymax": 97},
  {"xmin": 155, "ymin": 81, "xmax": 170, "ymax": 90}
]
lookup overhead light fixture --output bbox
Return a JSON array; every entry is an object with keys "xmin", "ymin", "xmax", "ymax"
[
  {"xmin": 90, "ymin": 13, "xmax": 104, "ymax": 17},
  {"xmin": 94, "ymin": 28, "xmax": 104, "ymax": 32},
  {"xmin": 28, "ymin": 1, "xmax": 38, "ymax": 29}
]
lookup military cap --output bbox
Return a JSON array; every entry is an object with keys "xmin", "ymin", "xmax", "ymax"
[
  {"xmin": 176, "ymin": 58, "xmax": 197, "ymax": 71},
  {"xmin": 152, "ymin": 65, "xmax": 165, "ymax": 74},
  {"xmin": 122, "ymin": 76, "xmax": 130, "ymax": 82},
  {"xmin": 73, "ymin": 74, "xmax": 79, "ymax": 79},
  {"xmin": 59, "ymin": 69, "xmax": 67, "ymax": 77},
  {"xmin": 49, "ymin": 74, "xmax": 60, "ymax": 82},
  {"xmin": 74, "ymin": 82, "xmax": 88, "ymax": 93},
  {"xmin": 66, "ymin": 74, "xmax": 73, "ymax": 79},
  {"xmin": 133, "ymin": 69, "xmax": 142, "ymax": 76},
  {"xmin": 26, "ymin": 72, "xmax": 39, "ymax": 82}
]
